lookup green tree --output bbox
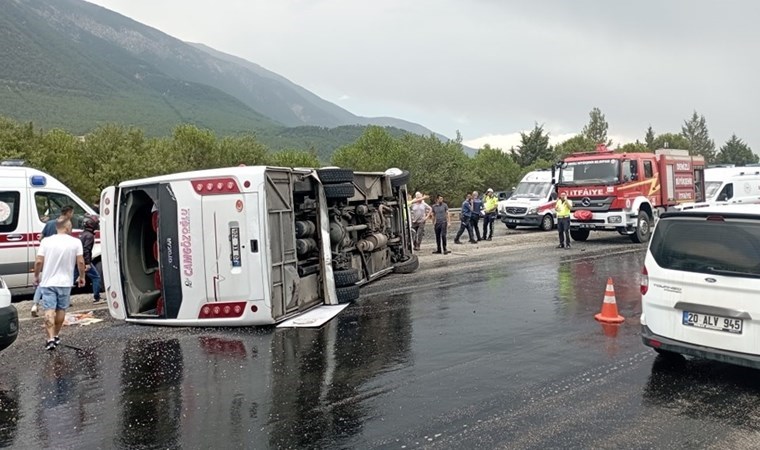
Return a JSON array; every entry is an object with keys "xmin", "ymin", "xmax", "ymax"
[
  {"xmin": 511, "ymin": 124, "xmax": 552, "ymax": 167},
  {"xmin": 217, "ymin": 135, "xmax": 269, "ymax": 167},
  {"xmin": 402, "ymin": 133, "xmax": 473, "ymax": 203},
  {"xmin": 582, "ymin": 107, "xmax": 610, "ymax": 145},
  {"xmin": 651, "ymin": 133, "xmax": 690, "ymax": 150},
  {"xmin": 169, "ymin": 124, "xmax": 218, "ymax": 171},
  {"xmin": 553, "ymin": 134, "xmax": 595, "ymax": 159},
  {"xmin": 268, "ymin": 149, "xmax": 321, "ymax": 168},
  {"xmin": 681, "ymin": 111, "xmax": 716, "ymax": 162},
  {"xmin": 645, "ymin": 126, "xmax": 655, "ymax": 150},
  {"xmin": 715, "ymin": 134, "xmax": 758, "ymax": 166},
  {"xmin": 470, "ymin": 144, "xmax": 522, "ymax": 193},
  {"xmin": 331, "ymin": 126, "xmax": 409, "ymax": 171},
  {"xmin": 616, "ymin": 141, "xmax": 650, "ymax": 153}
]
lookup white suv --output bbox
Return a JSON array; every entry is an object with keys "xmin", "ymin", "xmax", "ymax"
[
  {"xmin": 641, "ymin": 205, "xmax": 760, "ymax": 368},
  {"xmin": 0, "ymin": 277, "xmax": 17, "ymax": 352}
]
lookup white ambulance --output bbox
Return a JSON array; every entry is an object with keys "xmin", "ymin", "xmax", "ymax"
[
  {"xmin": 0, "ymin": 160, "xmax": 100, "ymax": 292},
  {"xmin": 498, "ymin": 169, "xmax": 557, "ymax": 231},
  {"xmin": 676, "ymin": 166, "xmax": 760, "ymax": 210},
  {"xmin": 100, "ymin": 165, "xmax": 417, "ymax": 326}
]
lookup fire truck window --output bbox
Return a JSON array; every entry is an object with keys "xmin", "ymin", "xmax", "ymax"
[
  {"xmin": 622, "ymin": 160, "xmax": 636, "ymax": 181},
  {"xmin": 643, "ymin": 161, "xmax": 653, "ymax": 178}
]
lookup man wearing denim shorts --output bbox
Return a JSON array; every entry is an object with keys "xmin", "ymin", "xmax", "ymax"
[{"xmin": 33, "ymin": 219, "xmax": 86, "ymax": 351}]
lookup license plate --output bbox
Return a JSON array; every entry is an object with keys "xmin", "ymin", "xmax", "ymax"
[
  {"xmin": 682, "ymin": 311, "xmax": 743, "ymax": 334},
  {"xmin": 229, "ymin": 226, "xmax": 242, "ymax": 267},
  {"xmin": 578, "ymin": 223, "xmax": 595, "ymax": 229}
]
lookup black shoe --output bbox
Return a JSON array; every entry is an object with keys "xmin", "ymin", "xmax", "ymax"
[
  {"xmin": 557, "ymin": 244, "xmax": 564, "ymax": 248},
  {"xmin": 54, "ymin": 336, "xmax": 61, "ymax": 347},
  {"xmin": 454, "ymin": 240, "xmax": 462, "ymax": 244},
  {"xmin": 444, "ymin": 250, "xmax": 451, "ymax": 255},
  {"xmin": 432, "ymin": 250, "xmax": 442, "ymax": 254},
  {"xmin": 486, "ymin": 237, "xmax": 492, "ymax": 241},
  {"xmin": 469, "ymin": 240, "xmax": 478, "ymax": 244},
  {"xmin": 45, "ymin": 340, "xmax": 56, "ymax": 351}
]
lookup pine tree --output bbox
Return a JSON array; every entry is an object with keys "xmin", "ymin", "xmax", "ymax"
[
  {"xmin": 644, "ymin": 126, "xmax": 655, "ymax": 150},
  {"xmin": 511, "ymin": 123, "xmax": 552, "ymax": 167},
  {"xmin": 681, "ymin": 111, "xmax": 716, "ymax": 162},
  {"xmin": 582, "ymin": 107, "xmax": 610, "ymax": 145},
  {"xmin": 716, "ymin": 134, "xmax": 759, "ymax": 166}
]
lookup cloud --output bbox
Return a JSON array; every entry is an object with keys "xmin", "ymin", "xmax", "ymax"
[
  {"xmin": 464, "ymin": 130, "xmax": 637, "ymax": 152},
  {"xmin": 338, "ymin": 94, "xmax": 351, "ymax": 101}
]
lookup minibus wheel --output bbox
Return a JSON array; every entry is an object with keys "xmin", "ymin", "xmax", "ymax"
[
  {"xmin": 334, "ymin": 269, "xmax": 360, "ymax": 287},
  {"xmin": 317, "ymin": 168, "xmax": 354, "ymax": 184},
  {"xmin": 324, "ymin": 183, "xmax": 355, "ymax": 199},
  {"xmin": 336, "ymin": 284, "xmax": 360, "ymax": 304}
]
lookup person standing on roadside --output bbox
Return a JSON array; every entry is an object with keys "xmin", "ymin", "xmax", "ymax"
[
  {"xmin": 555, "ymin": 191, "xmax": 573, "ymax": 249},
  {"xmin": 454, "ymin": 193, "xmax": 476, "ymax": 244},
  {"xmin": 482, "ymin": 188, "xmax": 499, "ymax": 241},
  {"xmin": 431, "ymin": 194, "xmax": 451, "ymax": 254},
  {"xmin": 470, "ymin": 191, "xmax": 483, "ymax": 242},
  {"xmin": 409, "ymin": 192, "xmax": 432, "ymax": 251},
  {"xmin": 76, "ymin": 216, "xmax": 101, "ymax": 303},
  {"xmin": 31, "ymin": 205, "xmax": 75, "ymax": 318},
  {"xmin": 34, "ymin": 219, "xmax": 86, "ymax": 351}
]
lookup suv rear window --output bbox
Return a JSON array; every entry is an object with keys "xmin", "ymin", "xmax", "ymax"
[{"xmin": 650, "ymin": 217, "xmax": 760, "ymax": 278}]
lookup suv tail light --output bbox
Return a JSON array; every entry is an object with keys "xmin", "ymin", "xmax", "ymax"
[
  {"xmin": 640, "ymin": 265, "xmax": 649, "ymax": 295},
  {"xmin": 198, "ymin": 302, "xmax": 246, "ymax": 319}
]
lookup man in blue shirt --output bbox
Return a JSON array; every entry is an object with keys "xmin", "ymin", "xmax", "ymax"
[
  {"xmin": 454, "ymin": 193, "xmax": 476, "ymax": 244},
  {"xmin": 470, "ymin": 191, "xmax": 483, "ymax": 242}
]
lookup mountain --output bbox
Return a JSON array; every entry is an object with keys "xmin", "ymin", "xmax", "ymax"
[{"xmin": 0, "ymin": 0, "xmax": 451, "ymax": 148}]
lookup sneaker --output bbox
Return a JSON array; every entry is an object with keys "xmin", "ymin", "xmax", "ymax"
[
  {"xmin": 566, "ymin": 244, "xmax": 572, "ymax": 249},
  {"xmin": 486, "ymin": 237, "xmax": 492, "ymax": 241},
  {"xmin": 444, "ymin": 250, "xmax": 451, "ymax": 255},
  {"xmin": 45, "ymin": 340, "xmax": 56, "ymax": 351},
  {"xmin": 93, "ymin": 297, "xmax": 101, "ymax": 303},
  {"xmin": 54, "ymin": 336, "xmax": 61, "ymax": 347},
  {"xmin": 454, "ymin": 240, "xmax": 462, "ymax": 244},
  {"xmin": 557, "ymin": 244, "xmax": 565, "ymax": 248},
  {"xmin": 469, "ymin": 240, "xmax": 478, "ymax": 244},
  {"xmin": 31, "ymin": 304, "xmax": 38, "ymax": 318}
]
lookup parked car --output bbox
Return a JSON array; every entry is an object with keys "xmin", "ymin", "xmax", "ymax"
[
  {"xmin": 641, "ymin": 205, "xmax": 760, "ymax": 368},
  {"xmin": 0, "ymin": 277, "xmax": 18, "ymax": 352}
]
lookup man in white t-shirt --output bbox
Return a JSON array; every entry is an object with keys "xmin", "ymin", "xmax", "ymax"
[{"xmin": 33, "ymin": 219, "xmax": 86, "ymax": 351}]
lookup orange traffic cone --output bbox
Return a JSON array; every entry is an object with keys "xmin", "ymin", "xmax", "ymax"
[{"xmin": 594, "ymin": 277, "xmax": 625, "ymax": 324}]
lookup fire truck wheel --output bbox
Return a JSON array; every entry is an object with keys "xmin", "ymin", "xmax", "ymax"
[
  {"xmin": 570, "ymin": 229, "xmax": 590, "ymax": 241},
  {"xmin": 336, "ymin": 284, "xmax": 360, "ymax": 304},
  {"xmin": 324, "ymin": 183, "xmax": 355, "ymax": 199},
  {"xmin": 505, "ymin": 224, "xmax": 517, "ymax": 230},
  {"xmin": 393, "ymin": 255, "xmax": 419, "ymax": 274},
  {"xmin": 631, "ymin": 211, "xmax": 652, "ymax": 243},
  {"xmin": 334, "ymin": 269, "xmax": 360, "ymax": 287},
  {"xmin": 317, "ymin": 168, "xmax": 354, "ymax": 184},
  {"xmin": 540, "ymin": 214, "xmax": 554, "ymax": 231}
]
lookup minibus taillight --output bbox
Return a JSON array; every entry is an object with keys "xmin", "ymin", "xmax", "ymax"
[
  {"xmin": 198, "ymin": 302, "xmax": 246, "ymax": 319},
  {"xmin": 640, "ymin": 265, "xmax": 649, "ymax": 295},
  {"xmin": 192, "ymin": 178, "xmax": 241, "ymax": 195}
]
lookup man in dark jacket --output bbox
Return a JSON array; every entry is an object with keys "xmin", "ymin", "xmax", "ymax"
[
  {"xmin": 76, "ymin": 216, "xmax": 101, "ymax": 303},
  {"xmin": 454, "ymin": 193, "xmax": 476, "ymax": 244}
]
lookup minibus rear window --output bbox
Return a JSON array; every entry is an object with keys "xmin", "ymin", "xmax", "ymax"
[{"xmin": 650, "ymin": 218, "xmax": 760, "ymax": 278}]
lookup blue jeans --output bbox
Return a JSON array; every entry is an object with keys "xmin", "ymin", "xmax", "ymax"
[{"xmin": 74, "ymin": 265, "xmax": 101, "ymax": 300}]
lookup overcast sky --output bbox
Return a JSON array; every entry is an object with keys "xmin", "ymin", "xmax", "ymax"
[{"xmin": 88, "ymin": 0, "xmax": 760, "ymax": 152}]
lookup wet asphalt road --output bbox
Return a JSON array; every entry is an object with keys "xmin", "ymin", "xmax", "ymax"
[{"xmin": 2, "ymin": 237, "xmax": 760, "ymax": 449}]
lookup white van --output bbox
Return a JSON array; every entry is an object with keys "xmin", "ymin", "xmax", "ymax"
[
  {"xmin": 498, "ymin": 170, "xmax": 556, "ymax": 231},
  {"xmin": 677, "ymin": 167, "xmax": 760, "ymax": 210},
  {"xmin": 0, "ymin": 160, "xmax": 100, "ymax": 291},
  {"xmin": 641, "ymin": 205, "xmax": 760, "ymax": 368}
]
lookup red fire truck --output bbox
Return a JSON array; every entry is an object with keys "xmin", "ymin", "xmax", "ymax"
[{"xmin": 553, "ymin": 145, "xmax": 705, "ymax": 243}]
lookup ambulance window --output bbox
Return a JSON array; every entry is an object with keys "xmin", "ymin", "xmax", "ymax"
[
  {"xmin": 34, "ymin": 192, "xmax": 87, "ymax": 229},
  {"xmin": 0, "ymin": 191, "xmax": 21, "ymax": 233},
  {"xmin": 643, "ymin": 161, "xmax": 653, "ymax": 178},
  {"xmin": 717, "ymin": 183, "xmax": 733, "ymax": 201}
]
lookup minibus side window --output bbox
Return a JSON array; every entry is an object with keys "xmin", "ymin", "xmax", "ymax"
[
  {"xmin": 0, "ymin": 191, "xmax": 21, "ymax": 233},
  {"xmin": 34, "ymin": 192, "xmax": 87, "ymax": 229}
]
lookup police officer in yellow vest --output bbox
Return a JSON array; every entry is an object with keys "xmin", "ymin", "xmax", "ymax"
[{"xmin": 555, "ymin": 191, "xmax": 573, "ymax": 249}]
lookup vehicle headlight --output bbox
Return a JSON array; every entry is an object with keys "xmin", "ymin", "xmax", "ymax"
[
  {"xmin": 608, "ymin": 216, "xmax": 622, "ymax": 223},
  {"xmin": 528, "ymin": 208, "xmax": 537, "ymax": 215}
]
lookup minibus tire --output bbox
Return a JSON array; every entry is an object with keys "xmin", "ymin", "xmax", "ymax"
[
  {"xmin": 394, "ymin": 255, "xmax": 419, "ymax": 274},
  {"xmin": 317, "ymin": 168, "xmax": 354, "ymax": 184},
  {"xmin": 324, "ymin": 183, "xmax": 355, "ymax": 199},
  {"xmin": 334, "ymin": 269, "xmax": 360, "ymax": 287},
  {"xmin": 336, "ymin": 284, "xmax": 360, "ymax": 304},
  {"xmin": 390, "ymin": 170, "xmax": 410, "ymax": 187}
]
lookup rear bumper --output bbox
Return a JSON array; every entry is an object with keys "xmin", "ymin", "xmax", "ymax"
[
  {"xmin": 0, "ymin": 305, "xmax": 19, "ymax": 352},
  {"xmin": 641, "ymin": 325, "xmax": 760, "ymax": 369}
]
